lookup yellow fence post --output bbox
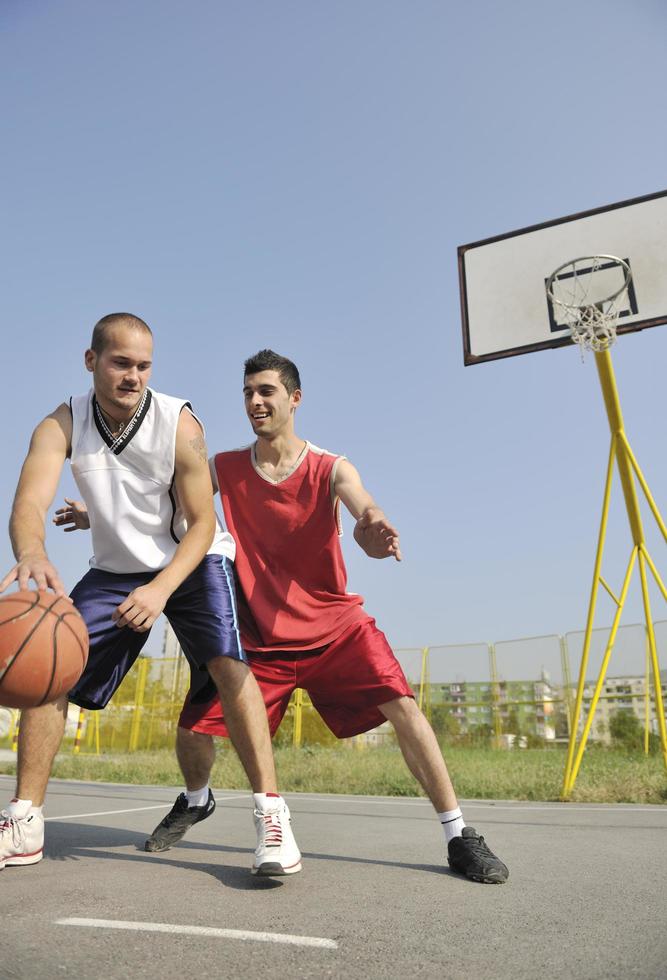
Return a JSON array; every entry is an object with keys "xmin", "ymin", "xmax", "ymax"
[
  {"xmin": 419, "ymin": 647, "xmax": 432, "ymax": 723},
  {"xmin": 172, "ymin": 653, "xmax": 185, "ymax": 713},
  {"xmin": 292, "ymin": 689, "xmax": 303, "ymax": 747},
  {"xmin": 488, "ymin": 644, "xmax": 502, "ymax": 746},
  {"xmin": 92, "ymin": 710, "xmax": 100, "ymax": 755},
  {"xmin": 560, "ymin": 635, "xmax": 574, "ymax": 737},
  {"xmin": 73, "ymin": 709, "xmax": 86, "ymax": 754},
  {"xmin": 10, "ymin": 715, "xmax": 19, "ymax": 754},
  {"xmin": 128, "ymin": 657, "xmax": 150, "ymax": 753}
]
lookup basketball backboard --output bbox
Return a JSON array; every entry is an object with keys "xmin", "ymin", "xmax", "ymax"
[{"xmin": 458, "ymin": 188, "xmax": 667, "ymax": 365}]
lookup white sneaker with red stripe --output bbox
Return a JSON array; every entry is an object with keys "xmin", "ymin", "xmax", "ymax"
[
  {"xmin": 0, "ymin": 809, "xmax": 44, "ymax": 869},
  {"xmin": 252, "ymin": 796, "xmax": 302, "ymax": 876}
]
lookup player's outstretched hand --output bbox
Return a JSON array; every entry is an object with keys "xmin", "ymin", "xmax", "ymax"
[
  {"xmin": 354, "ymin": 507, "xmax": 402, "ymax": 561},
  {"xmin": 0, "ymin": 556, "xmax": 70, "ymax": 597},
  {"xmin": 113, "ymin": 582, "xmax": 170, "ymax": 633},
  {"xmin": 53, "ymin": 497, "xmax": 90, "ymax": 532}
]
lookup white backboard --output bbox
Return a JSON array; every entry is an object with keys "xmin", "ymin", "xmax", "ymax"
[{"xmin": 458, "ymin": 189, "xmax": 667, "ymax": 365}]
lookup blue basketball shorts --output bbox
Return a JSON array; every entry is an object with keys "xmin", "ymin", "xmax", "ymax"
[{"xmin": 67, "ymin": 554, "xmax": 246, "ymax": 711}]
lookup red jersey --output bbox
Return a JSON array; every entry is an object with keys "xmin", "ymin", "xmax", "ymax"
[{"xmin": 214, "ymin": 442, "xmax": 368, "ymax": 652}]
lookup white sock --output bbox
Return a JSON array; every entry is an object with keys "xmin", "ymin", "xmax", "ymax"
[
  {"xmin": 5, "ymin": 798, "xmax": 34, "ymax": 820},
  {"xmin": 185, "ymin": 785, "xmax": 210, "ymax": 808},
  {"xmin": 438, "ymin": 807, "xmax": 465, "ymax": 843},
  {"xmin": 253, "ymin": 792, "xmax": 282, "ymax": 811}
]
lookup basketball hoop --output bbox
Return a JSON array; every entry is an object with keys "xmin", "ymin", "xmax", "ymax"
[{"xmin": 546, "ymin": 255, "xmax": 632, "ymax": 356}]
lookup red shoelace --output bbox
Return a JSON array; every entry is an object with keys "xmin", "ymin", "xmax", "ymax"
[{"xmin": 261, "ymin": 813, "xmax": 283, "ymax": 846}]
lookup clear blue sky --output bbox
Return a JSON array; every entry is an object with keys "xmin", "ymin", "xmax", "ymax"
[{"xmin": 2, "ymin": 0, "xmax": 666, "ymax": 680}]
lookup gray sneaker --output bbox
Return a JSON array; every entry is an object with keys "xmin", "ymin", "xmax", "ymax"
[
  {"xmin": 145, "ymin": 791, "xmax": 216, "ymax": 852},
  {"xmin": 447, "ymin": 827, "xmax": 509, "ymax": 884}
]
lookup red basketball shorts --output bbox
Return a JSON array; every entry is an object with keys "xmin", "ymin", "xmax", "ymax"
[{"xmin": 178, "ymin": 618, "xmax": 414, "ymax": 739}]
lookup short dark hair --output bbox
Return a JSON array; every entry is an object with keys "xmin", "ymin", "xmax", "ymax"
[
  {"xmin": 90, "ymin": 313, "xmax": 153, "ymax": 354},
  {"xmin": 244, "ymin": 349, "xmax": 301, "ymax": 394}
]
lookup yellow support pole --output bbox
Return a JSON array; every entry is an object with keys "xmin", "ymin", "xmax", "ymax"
[
  {"xmin": 565, "ymin": 547, "xmax": 637, "ymax": 793},
  {"xmin": 639, "ymin": 550, "xmax": 667, "ymax": 766},
  {"xmin": 562, "ymin": 348, "xmax": 667, "ymax": 797},
  {"xmin": 562, "ymin": 436, "xmax": 616, "ymax": 795},
  {"xmin": 641, "ymin": 547, "xmax": 667, "ymax": 602},
  {"xmin": 618, "ymin": 431, "xmax": 667, "ymax": 542},
  {"xmin": 595, "ymin": 351, "xmax": 644, "ymax": 543},
  {"xmin": 644, "ymin": 628, "xmax": 650, "ymax": 756}
]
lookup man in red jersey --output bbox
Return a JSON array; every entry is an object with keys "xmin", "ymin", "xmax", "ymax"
[{"xmin": 78, "ymin": 348, "xmax": 508, "ymax": 883}]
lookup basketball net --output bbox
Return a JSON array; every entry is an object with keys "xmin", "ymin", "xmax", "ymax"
[{"xmin": 546, "ymin": 255, "xmax": 632, "ymax": 357}]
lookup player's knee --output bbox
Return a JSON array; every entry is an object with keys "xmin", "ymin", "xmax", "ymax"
[
  {"xmin": 207, "ymin": 654, "xmax": 248, "ymax": 684},
  {"xmin": 378, "ymin": 694, "xmax": 419, "ymax": 723},
  {"xmin": 177, "ymin": 725, "xmax": 212, "ymax": 746}
]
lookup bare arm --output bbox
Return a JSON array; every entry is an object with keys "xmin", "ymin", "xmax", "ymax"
[
  {"xmin": 208, "ymin": 456, "xmax": 220, "ymax": 496},
  {"xmin": 334, "ymin": 459, "xmax": 401, "ymax": 562},
  {"xmin": 112, "ymin": 409, "xmax": 217, "ymax": 631},
  {"xmin": 0, "ymin": 404, "xmax": 72, "ymax": 594}
]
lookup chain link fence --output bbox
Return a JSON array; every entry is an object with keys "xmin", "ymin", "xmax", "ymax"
[{"xmin": 1, "ymin": 621, "xmax": 665, "ymax": 754}]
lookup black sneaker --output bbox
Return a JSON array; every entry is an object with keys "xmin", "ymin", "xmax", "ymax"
[
  {"xmin": 447, "ymin": 826, "xmax": 509, "ymax": 884},
  {"xmin": 144, "ymin": 791, "xmax": 216, "ymax": 852}
]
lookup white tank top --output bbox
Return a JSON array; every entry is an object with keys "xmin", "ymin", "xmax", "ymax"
[{"xmin": 70, "ymin": 388, "xmax": 235, "ymax": 573}]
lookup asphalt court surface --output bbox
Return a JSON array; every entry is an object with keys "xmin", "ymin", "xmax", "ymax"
[{"xmin": 1, "ymin": 774, "xmax": 666, "ymax": 980}]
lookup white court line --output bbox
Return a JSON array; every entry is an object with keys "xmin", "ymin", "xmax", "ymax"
[
  {"xmin": 1, "ymin": 773, "xmax": 661, "ymax": 817},
  {"xmin": 45, "ymin": 804, "xmax": 171, "ymax": 821},
  {"xmin": 56, "ymin": 917, "xmax": 338, "ymax": 950},
  {"xmin": 275, "ymin": 795, "xmax": 667, "ymax": 815},
  {"xmin": 45, "ymin": 796, "xmax": 241, "ymax": 822}
]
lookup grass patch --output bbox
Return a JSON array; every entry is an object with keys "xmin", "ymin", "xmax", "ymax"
[{"xmin": 1, "ymin": 745, "xmax": 665, "ymax": 804}]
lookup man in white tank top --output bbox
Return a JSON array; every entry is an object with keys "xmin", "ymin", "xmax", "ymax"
[{"xmin": 0, "ymin": 315, "xmax": 301, "ymax": 877}]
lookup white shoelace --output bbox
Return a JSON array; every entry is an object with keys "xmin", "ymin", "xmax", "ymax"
[{"xmin": 0, "ymin": 814, "xmax": 26, "ymax": 849}]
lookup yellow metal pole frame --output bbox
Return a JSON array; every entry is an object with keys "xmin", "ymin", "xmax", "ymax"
[{"xmin": 561, "ymin": 350, "xmax": 667, "ymax": 799}]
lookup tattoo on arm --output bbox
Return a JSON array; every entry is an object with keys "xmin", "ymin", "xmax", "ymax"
[{"xmin": 188, "ymin": 436, "xmax": 208, "ymax": 463}]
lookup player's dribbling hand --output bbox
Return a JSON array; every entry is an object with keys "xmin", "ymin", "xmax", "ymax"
[
  {"xmin": 353, "ymin": 508, "xmax": 402, "ymax": 561},
  {"xmin": 113, "ymin": 582, "xmax": 170, "ymax": 633},
  {"xmin": 0, "ymin": 556, "xmax": 70, "ymax": 598},
  {"xmin": 53, "ymin": 497, "xmax": 90, "ymax": 532}
]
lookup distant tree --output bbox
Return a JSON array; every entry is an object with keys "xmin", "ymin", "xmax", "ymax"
[
  {"xmin": 504, "ymin": 708, "xmax": 521, "ymax": 737},
  {"xmin": 609, "ymin": 709, "xmax": 650, "ymax": 752},
  {"xmin": 430, "ymin": 706, "xmax": 462, "ymax": 742},
  {"xmin": 459, "ymin": 723, "xmax": 493, "ymax": 748},
  {"xmin": 552, "ymin": 703, "xmax": 570, "ymax": 740}
]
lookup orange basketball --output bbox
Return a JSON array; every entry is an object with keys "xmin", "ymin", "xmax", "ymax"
[{"xmin": 0, "ymin": 590, "xmax": 89, "ymax": 708}]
